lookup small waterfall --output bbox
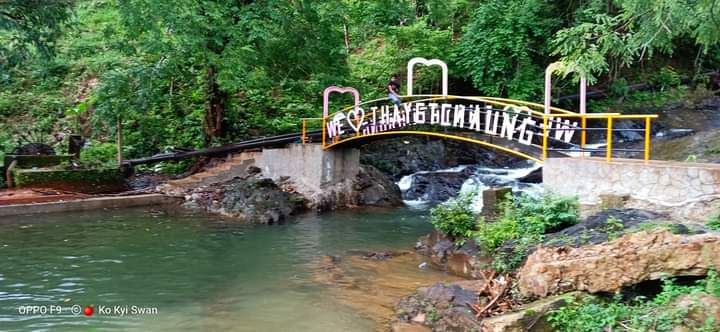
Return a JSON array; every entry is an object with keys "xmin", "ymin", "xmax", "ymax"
[{"xmin": 397, "ymin": 162, "xmax": 542, "ymax": 210}]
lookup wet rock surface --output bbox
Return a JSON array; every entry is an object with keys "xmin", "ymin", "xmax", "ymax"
[
  {"xmin": 360, "ymin": 137, "xmax": 525, "ymax": 181},
  {"xmin": 415, "ymin": 229, "xmax": 489, "ymax": 279},
  {"xmin": 178, "ymin": 162, "xmax": 402, "ymax": 219},
  {"xmin": 516, "ymin": 167, "xmax": 542, "ymax": 183},
  {"xmin": 312, "ymin": 165, "xmax": 403, "ymax": 211},
  {"xmin": 393, "ymin": 281, "xmax": 485, "ymax": 332},
  {"xmin": 185, "ymin": 174, "xmax": 305, "ymax": 224},
  {"xmin": 518, "ymin": 229, "xmax": 720, "ymax": 298},
  {"xmin": 542, "ymin": 208, "xmax": 671, "ymax": 247},
  {"xmin": 401, "ymin": 166, "xmax": 477, "ymax": 203},
  {"xmin": 352, "ymin": 165, "xmax": 403, "ymax": 206}
]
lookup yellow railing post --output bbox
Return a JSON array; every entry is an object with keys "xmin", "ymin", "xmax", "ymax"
[
  {"xmin": 542, "ymin": 116, "xmax": 549, "ymax": 161},
  {"xmin": 581, "ymin": 116, "xmax": 587, "ymax": 159},
  {"xmin": 321, "ymin": 116, "xmax": 327, "ymax": 148},
  {"xmin": 644, "ymin": 117, "xmax": 651, "ymax": 161},
  {"xmin": 606, "ymin": 117, "xmax": 613, "ymax": 162},
  {"xmin": 301, "ymin": 119, "xmax": 307, "ymax": 144}
]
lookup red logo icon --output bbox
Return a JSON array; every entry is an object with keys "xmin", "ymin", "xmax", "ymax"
[{"xmin": 83, "ymin": 306, "xmax": 94, "ymax": 316}]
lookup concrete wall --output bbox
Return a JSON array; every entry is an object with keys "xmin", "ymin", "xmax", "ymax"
[
  {"xmin": 255, "ymin": 144, "xmax": 360, "ymax": 191},
  {"xmin": 544, "ymin": 157, "xmax": 720, "ymax": 206},
  {"xmin": 0, "ymin": 194, "xmax": 180, "ymax": 218}
]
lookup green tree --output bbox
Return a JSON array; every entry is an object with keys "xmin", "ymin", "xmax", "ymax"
[
  {"xmin": 552, "ymin": 0, "xmax": 720, "ymax": 81},
  {"xmin": 95, "ymin": 0, "xmax": 348, "ymax": 149},
  {"xmin": 0, "ymin": 0, "xmax": 74, "ymax": 69},
  {"xmin": 454, "ymin": 0, "xmax": 561, "ymax": 99}
]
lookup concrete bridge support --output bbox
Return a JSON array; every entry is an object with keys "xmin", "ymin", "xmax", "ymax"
[{"xmin": 254, "ymin": 144, "xmax": 360, "ymax": 191}]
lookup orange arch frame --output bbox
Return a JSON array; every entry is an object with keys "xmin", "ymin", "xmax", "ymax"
[{"xmin": 323, "ymin": 130, "xmax": 544, "ymax": 163}]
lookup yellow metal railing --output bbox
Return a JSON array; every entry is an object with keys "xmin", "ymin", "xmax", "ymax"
[
  {"xmin": 546, "ymin": 113, "xmax": 658, "ymax": 162},
  {"xmin": 300, "ymin": 118, "xmax": 323, "ymax": 144},
  {"xmin": 306, "ymin": 95, "xmax": 659, "ymax": 163}
]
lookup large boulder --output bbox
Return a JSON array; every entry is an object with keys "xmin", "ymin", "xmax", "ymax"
[
  {"xmin": 352, "ymin": 165, "xmax": 403, "ymax": 206},
  {"xmin": 479, "ymin": 292, "xmax": 583, "ymax": 332},
  {"xmin": 186, "ymin": 176, "xmax": 305, "ymax": 224},
  {"xmin": 518, "ymin": 229, "xmax": 720, "ymax": 298},
  {"xmin": 401, "ymin": 166, "xmax": 477, "ymax": 203},
  {"xmin": 312, "ymin": 165, "xmax": 402, "ymax": 211}
]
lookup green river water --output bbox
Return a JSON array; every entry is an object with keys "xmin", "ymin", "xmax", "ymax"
[{"xmin": 0, "ymin": 207, "xmax": 459, "ymax": 332}]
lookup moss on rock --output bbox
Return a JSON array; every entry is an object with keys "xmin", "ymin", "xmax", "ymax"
[{"xmin": 12, "ymin": 167, "xmax": 126, "ymax": 193}]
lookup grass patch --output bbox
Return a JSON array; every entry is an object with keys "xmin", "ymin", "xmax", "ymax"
[{"xmin": 548, "ymin": 271, "xmax": 720, "ymax": 332}]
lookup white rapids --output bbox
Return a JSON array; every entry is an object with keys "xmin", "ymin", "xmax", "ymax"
[{"xmin": 397, "ymin": 162, "xmax": 542, "ymax": 212}]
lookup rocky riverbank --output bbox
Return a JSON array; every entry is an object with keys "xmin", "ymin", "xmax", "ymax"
[
  {"xmin": 164, "ymin": 134, "xmax": 540, "ymax": 223},
  {"xmin": 176, "ymin": 163, "xmax": 402, "ymax": 223},
  {"xmin": 393, "ymin": 206, "xmax": 720, "ymax": 332}
]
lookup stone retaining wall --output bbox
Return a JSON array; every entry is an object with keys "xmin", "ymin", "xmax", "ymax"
[{"xmin": 544, "ymin": 157, "xmax": 720, "ymax": 206}]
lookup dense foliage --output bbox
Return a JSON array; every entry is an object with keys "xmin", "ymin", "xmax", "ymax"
[
  {"xmin": 475, "ymin": 192, "xmax": 579, "ymax": 272},
  {"xmin": 549, "ymin": 271, "xmax": 720, "ymax": 332},
  {"xmin": 430, "ymin": 191, "xmax": 579, "ymax": 273},
  {"xmin": 454, "ymin": 0, "xmax": 561, "ymax": 99},
  {"xmin": 430, "ymin": 193, "xmax": 476, "ymax": 240},
  {"xmin": 553, "ymin": 0, "xmax": 720, "ymax": 81},
  {"xmin": 0, "ymin": 0, "xmax": 74, "ymax": 70},
  {"xmin": 0, "ymin": 0, "xmax": 718, "ymax": 165}
]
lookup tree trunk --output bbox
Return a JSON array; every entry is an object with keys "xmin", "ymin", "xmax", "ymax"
[
  {"xmin": 116, "ymin": 117, "xmax": 123, "ymax": 165},
  {"xmin": 343, "ymin": 16, "xmax": 350, "ymax": 52},
  {"xmin": 205, "ymin": 65, "xmax": 227, "ymax": 145}
]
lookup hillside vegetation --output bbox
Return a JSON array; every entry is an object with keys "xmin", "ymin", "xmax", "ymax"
[{"xmin": 1, "ymin": 0, "xmax": 719, "ymax": 165}]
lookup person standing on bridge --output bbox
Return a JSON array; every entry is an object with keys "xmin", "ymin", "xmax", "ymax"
[{"xmin": 388, "ymin": 75, "xmax": 402, "ymax": 107}]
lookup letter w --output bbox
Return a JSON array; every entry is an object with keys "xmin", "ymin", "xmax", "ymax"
[{"xmin": 553, "ymin": 119, "xmax": 578, "ymax": 143}]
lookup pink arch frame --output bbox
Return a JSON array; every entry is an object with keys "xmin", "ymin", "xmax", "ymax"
[{"xmin": 323, "ymin": 86, "xmax": 361, "ymax": 118}]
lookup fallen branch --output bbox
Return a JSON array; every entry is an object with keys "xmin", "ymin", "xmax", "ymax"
[{"xmin": 468, "ymin": 271, "xmax": 518, "ymax": 319}]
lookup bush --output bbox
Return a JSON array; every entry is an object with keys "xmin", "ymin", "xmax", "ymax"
[
  {"xmin": 707, "ymin": 214, "xmax": 720, "ymax": 231},
  {"xmin": 151, "ymin": 159, "xmax": 194, "ymax": 175},
  {"xmin": 548, "ymin": 271, "xmax": 720, "ymax": 332},
  {"xmin": 651, "ymin": 66, "xmax": 683, "ymax": 91},
  {"xmin": 475, "ymin": 192, "xmax": 579, "ymax": 272},
  {"xmin": 79, "ymin": 141, "xmax": 118, "ymax": 167},
  {"xmin": 430, "ymin": 193, "xmax": 477, "ymax": 240}
]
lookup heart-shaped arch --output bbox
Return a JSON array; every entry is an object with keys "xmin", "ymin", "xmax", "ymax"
[
  {"xmin": 407, "ymin": 57, "xmax": 448, "ymax": 97},
  {"xmin": 323, "ymin": 86, "xmax": 361, "ymax": 118}
]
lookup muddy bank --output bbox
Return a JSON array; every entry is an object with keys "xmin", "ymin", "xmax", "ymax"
[{"xmin": 310, "ymin": 251, "xmax": 463, "ymax": 329}]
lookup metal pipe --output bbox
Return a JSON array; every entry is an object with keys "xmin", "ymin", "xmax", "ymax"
[{"xmin": 321, "ymin": 116, "xmax": 327, "ymax": 148}]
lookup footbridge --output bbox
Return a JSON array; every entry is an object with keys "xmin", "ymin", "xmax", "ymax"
[
  {"xmin": 304, "ymin": 59, "xmax": 657, "ymax": 164},
  {"xmin": 133, "ymin": 58, "xmax": 720, "ymax": 216},
  {"xmin": 126, "ymin": 59, "xmax": 657, "ymax": 166}
]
